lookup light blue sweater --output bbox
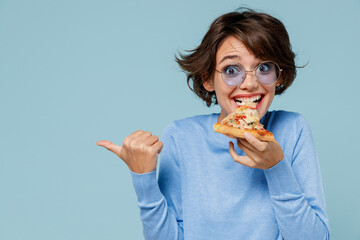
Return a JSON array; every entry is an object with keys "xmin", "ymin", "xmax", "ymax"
[{"xmin": 130, "ymin": 111, "xmax": 330, "ymax": 240}]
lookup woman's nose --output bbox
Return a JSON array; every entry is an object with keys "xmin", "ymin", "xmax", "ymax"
[{"xmin": 238, "ymin": 71, "xmax": 258, "ymax": 91}]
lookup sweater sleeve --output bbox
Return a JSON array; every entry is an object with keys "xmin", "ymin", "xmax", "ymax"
[
  {"xmin": 130, "ymin": 123, "xmax": 183, "ymax": 240},
  {"xmin": 264, "ymin": 115, "xmax": 330, "ymax": 239}
]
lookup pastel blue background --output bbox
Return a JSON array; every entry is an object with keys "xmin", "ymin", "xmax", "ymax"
[{"xmin": 1, "ymin": 0, "xmax": 359, "ymax": 239}]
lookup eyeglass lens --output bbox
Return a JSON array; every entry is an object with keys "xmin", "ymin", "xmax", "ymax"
[{"xmin": 222, "ymin": 62, "xmax": 280, "ymax": 86}]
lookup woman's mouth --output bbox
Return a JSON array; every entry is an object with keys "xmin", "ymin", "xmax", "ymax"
[{"xmin": 234, "ymin": 95, "xmax": 263, "ymax": 108}]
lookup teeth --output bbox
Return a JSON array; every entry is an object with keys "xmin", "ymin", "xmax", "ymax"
[{"xmin": 235, "ymin": 95, "xmax": 261, "ymax": 103}]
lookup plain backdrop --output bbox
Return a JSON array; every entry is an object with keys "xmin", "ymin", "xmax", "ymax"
[{"xmin": 1, "ymin": 0, "xmax": 359, "ymax": 239}]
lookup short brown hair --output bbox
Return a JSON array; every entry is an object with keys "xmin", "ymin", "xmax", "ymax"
[{"xmin": 176, "ymin": 8, "xmax": 296, "ymax": 107}]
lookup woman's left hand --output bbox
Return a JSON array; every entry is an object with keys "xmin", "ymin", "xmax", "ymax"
[{"xmin": 229, "ymin": 133, "xmax": 284, "ymax": 169}]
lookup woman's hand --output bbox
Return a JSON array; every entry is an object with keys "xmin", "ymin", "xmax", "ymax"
[
  {"xmin": 229, "ymin": 133, "xmax": 284, "ymax": 169},
  {"xmin": 97, "ymin": 130, "xmax": 163, "ymax": 174}
]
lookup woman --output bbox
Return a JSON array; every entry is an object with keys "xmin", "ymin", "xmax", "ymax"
[{"xmin": 97, "ymin": 9, "xmax": 330, "ymax": 240}]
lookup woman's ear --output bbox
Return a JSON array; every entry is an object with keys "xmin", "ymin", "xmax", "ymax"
[
  {"xmin": 275, "ymin": 77, "xmax": 282, "ymax": 87},
  {"xmin": 203, "ymin": 78, "xmax": 215, "ymax": 92}
]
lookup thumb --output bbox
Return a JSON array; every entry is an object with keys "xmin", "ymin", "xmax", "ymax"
[{"xmin": 97, "ymin": 140, "xmax": 122, "ymax": 157}]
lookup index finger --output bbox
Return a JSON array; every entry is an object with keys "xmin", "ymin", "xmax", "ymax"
[{"xmin": 244, "ymin": 133, "xmax": 268, "ymax": 151}]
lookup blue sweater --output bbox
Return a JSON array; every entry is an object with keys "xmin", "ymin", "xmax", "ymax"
[{"xmin": 130, "ymin": 111, "xmax": 330, "ymax": 240}]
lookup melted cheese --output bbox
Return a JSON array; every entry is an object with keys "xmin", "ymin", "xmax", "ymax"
[{"xmin": 221, "ymin": 103, "xmax": 264, "ymax": 130}]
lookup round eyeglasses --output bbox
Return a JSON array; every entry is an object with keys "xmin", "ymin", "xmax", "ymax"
[{"xmin": 215, "ymin": 61, "xmax": 282, "ymax": 86}]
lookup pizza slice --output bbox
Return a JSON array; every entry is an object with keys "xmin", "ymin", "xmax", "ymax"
[{"xmin": 213, "ymin": 102, "xmax": 275, "ymax": 142}]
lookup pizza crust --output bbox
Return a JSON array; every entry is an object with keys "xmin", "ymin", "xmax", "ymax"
[{"xmin": 214, "ymin": 123, "xmax": 275, "ymax": 142}]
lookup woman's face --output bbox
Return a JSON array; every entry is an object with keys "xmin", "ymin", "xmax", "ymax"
[{"xmin": 204, "ymin": 35, "xmax": 279, "ymax": 122}]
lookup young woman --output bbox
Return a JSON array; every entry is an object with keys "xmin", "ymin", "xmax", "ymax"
[{"xmin": 97, "ymin": 9, "xmax": 330, "ymax": 240}]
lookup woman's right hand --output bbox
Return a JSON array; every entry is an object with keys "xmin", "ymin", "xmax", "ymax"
[{"xmin": 97, "ymin": 130, "xmax": 163, "ymax": 174}]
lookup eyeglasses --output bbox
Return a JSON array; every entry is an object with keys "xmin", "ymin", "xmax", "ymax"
[{"xmin": 215, "ymin": 61, "xmax": 282, "ymax": 86}]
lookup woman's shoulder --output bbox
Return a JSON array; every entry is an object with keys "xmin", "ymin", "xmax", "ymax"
[
  {"xmin": 162, "ymin": 113, "xmax": 219, "ymax": 137},
  {"xmin": 264, "ymin": 110, "xmax": 308, "ymax": 125},
  {"xmin": 264, "ymin": 110, "xmax": 312, "ymax": 141}
]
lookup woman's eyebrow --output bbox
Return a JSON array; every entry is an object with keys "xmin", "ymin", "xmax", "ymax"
[{"xmin": 219, "ymin": 55, "xmax": 241, "ymax": 64}]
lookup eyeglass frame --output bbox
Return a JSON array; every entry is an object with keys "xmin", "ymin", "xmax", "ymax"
[{"xmin": 215, "ymin": 61, "xmax": 283, "ymax": 86}]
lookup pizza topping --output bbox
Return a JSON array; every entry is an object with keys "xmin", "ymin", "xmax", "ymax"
[
  {"xmin": 213, "ymin": 102, "xmax": 274, "ymax": 142},
  {"xmin": 221, "ymin": 102, "xmax": 265, "ymax": 130}
]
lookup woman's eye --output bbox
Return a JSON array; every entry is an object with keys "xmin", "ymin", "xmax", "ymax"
[
  {"xmin": 223, "ymin": 66, "xmax": 240, "ymax": 76},
  {"xmin": 258, "ymin": 63, "xmax": 272, "ymax": 73}
]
